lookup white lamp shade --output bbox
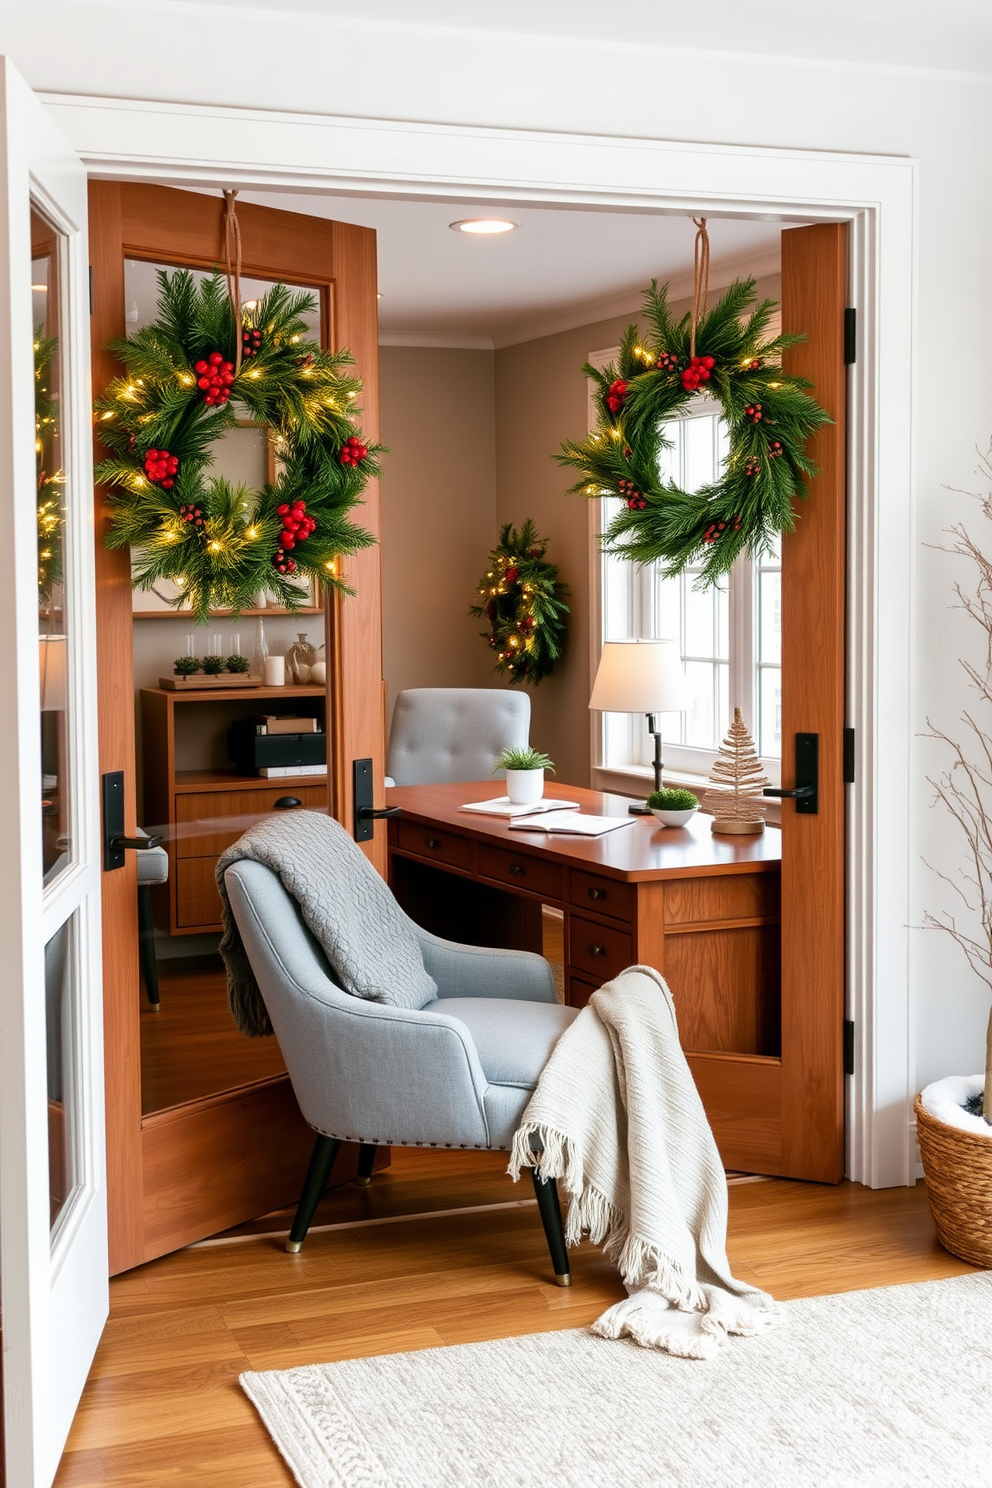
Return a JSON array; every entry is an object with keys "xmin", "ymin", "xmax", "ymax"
[
  {"xmin": 39, "ymin": 634, "xmax": 68, "ymax": 713},
  {"xmin": 589, "ymin": 639, "xmax": 687, "ymax": 714}
]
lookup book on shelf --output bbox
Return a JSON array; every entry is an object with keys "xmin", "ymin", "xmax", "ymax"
[
  {"xmin": 507, "ymin": 812, "xmax": 634, "ymax": 837},
  {"xmin": 458, "ymin": 796, "xmax": 580, "ymax": 818},
  {"xmin": 249, "ymin": 714, "xmax": 320, "ymax": 735},
  {"xmin": 257, "ymin": 764, "xmax": 327, "ymax": 778}
]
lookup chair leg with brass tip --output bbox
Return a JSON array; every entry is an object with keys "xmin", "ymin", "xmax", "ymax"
[
  {"xmin": 530, "ymin": 1166, "xmax": 571, "ymax": 1287},
  {"xmin": 286, "ymin": 1134, "xmax": 340, "ymax": 1253},
  {"xmin": 355, "ymin": 1141, "xmax": 376, "ymax": 1187}
]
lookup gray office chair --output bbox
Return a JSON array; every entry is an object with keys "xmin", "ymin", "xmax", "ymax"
[
  {"xmin": 385, "ymin": 687, "xmax": 531, "ymax": 786},
  {"xmin": 223, "ymin": 857, "xmax": 578, "ymax": 1284}
]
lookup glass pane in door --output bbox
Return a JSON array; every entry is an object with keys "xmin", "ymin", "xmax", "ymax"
[
  {"xmin": 45, "ymin": 917, "xmax": 78, "ymax": 1232},
  {"xmin": 33, "ymin": 214, "xmax": 72, "ymax": 886},
  {"xmin": 126, "ymin": 259, "xmax": 326, "ymax": 1116}
]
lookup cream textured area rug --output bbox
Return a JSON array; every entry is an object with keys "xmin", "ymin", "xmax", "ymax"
[{"xmin": 242, "ymin": 1272, "xmax": 992, "ymax": 1488}]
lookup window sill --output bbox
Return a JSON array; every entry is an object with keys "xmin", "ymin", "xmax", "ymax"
[{"xmin": 591, "ymin": 764, "xmax": 782, "ymax": 829}]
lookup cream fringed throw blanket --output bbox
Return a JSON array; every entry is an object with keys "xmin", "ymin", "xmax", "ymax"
[{"xmin": 509, "ymin": 965, "xmax": 784, "ymax": 1358}]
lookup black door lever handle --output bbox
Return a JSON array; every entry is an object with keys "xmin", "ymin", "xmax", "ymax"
[
  {"xmin": 761, "ymin": 733, "xmax": 819, "ymax": 814},
  {"xmin": 358, "ymin": 805, "xmax": 402, "ymax": 821},
  {"xmin": 111, "ymin": 833, "xmax": 164, "ymax": 850}
]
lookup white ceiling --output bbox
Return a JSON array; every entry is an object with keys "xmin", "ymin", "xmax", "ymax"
[
  {"xmin": 237, "ymin": 189, "xmax": 793, "ymax": 348},
  {"xmin": 156, "ymin": 0, "xmax": 992, "ymax": 78}
]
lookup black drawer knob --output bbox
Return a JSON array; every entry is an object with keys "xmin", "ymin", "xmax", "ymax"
[
  {"xmin": 508, "ymin": 863, "xmax": 526, "ymax": 876},
  {"xmin": 589, "ymin": 944, "xmax": 607, "ymax": 957},
  {"xmin": 425, "ymin": 837, "xmax": 441, "ymax": 849},
  {"xmin": 274, "ymin": 796, "xmax": 302, "ymax": 809},
  {"xmin": 587, "ymin": 887, "xmax": 606, "ymax": 901}
]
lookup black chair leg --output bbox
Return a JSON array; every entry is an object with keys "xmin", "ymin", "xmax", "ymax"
[
  {"xmin": 356, "ymin": 1142, "xmax": 376, "ymax": 1186},
  {"xmin": 286, "ymin": 1134, "xmax": 340, "ymax": 1253},
  {"xmin": 137, "ymin": 884, "xmax": 160, "ymax": 1010},
  {"xmin": 530, "ymin": 1167, "xmax": 571, "ymax": 1287}
]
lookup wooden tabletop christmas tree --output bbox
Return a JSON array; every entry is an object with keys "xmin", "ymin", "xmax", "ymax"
[{"xmin": 702, "ymin": 708, "xmax": 769, "ymax": 835}]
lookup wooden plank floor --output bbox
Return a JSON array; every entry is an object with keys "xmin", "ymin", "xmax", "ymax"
[{"xmin": 54, "ymin": 1148, "xmax": 974, "ymax": 1487}]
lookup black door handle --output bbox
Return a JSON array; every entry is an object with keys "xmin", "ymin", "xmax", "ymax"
[
  {"xmin": 111, "ymin": 833, "xmax": 164, "ymax": 851},
  {"xmin": 762, "ymin": 732, "xmax": 818, "ymax": 814},
  {"xmin": 353, "ymin": 757, "xmax": 402, "ymax": 841}
]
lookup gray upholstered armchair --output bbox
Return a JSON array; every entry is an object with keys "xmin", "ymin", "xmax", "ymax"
[
  {"xmin": 223, "ymin": 858, "xmax": 578, "ymax": 1285},
  {"xmin": 385, "ymin": 687, "xmax": 531, "ymax": 786}
]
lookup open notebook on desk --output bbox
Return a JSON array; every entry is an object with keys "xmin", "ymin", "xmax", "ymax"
[
  {"xmin": 507, "ymin": 812, "xmax": 635, "ymax": 837},
  {"xmin": 459, "ymin": 796, "xmax": 579, "ymax": 818}
]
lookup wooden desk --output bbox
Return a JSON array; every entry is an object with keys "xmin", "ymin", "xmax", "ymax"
[{"xmin": 387, "ymin": 782, "xmax": 783, "ymax": 1171}]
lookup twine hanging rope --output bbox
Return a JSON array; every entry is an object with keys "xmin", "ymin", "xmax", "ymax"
[
  {"xmin": 689, "ymin": 216, "xmax": 710, "ymax": 361},
  {"xmin": 223, "ymin": 189, "xmax": 243, "ymax": 376}
]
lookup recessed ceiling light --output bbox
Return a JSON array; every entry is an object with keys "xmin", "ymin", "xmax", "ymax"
[{"xmin": 449, "ymin": 218, "xmax": 519, "ymax": 236}]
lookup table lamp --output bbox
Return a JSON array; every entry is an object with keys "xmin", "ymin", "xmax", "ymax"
[{"xmin": 589, "ymin": 639, "xmax": 688, "ymax": 814}]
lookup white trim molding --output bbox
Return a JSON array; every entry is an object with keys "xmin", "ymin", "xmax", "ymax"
[{"xmin": 40, "ymin": 92, "xmax": 917, "ymax": 1186}]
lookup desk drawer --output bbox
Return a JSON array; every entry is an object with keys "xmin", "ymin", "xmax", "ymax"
[
  {"xmin": 568, "ymin": 870, "xmax": 634, "ymax": 925},
  {"xmin": 175, "ymin": 786, "xmax": 327, "ymax": 858},
  {"xmin": 395, "ymin": 820, "xmax": 473, "ymax": 872},
  {"xmin": 478, "ymin": 844, "xmax": 563, "ymax": 903},
  {"xmin": 567, "ymin": 913, "xmax": 634, "ymax": 982}
]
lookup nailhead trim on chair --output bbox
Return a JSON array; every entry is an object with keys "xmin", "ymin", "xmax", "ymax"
[{"xmin": 314, "ymin": 1126, "xmax": 495, "ymax": 1152}]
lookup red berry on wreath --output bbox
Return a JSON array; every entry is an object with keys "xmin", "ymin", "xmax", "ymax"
[
  {"xmin": 681, "ymin": 355, "xmax": 714, "ymax": 392},
  {"xmin": 605, "ymin": 379, "xmax": 627, "ymax": 414},
  {"xmin": 339, "ymin": 435, "xmax": 368, "ymax": 467},
  {"xmin": 769, "ymin": 440, "xmax": 783, "ymax": 459},
  {"xmin": 144, "ymin": 447, "xmax": 180, "ymax": 488},
  {"xmin": 745, "ymin": 403, "xmax": 763, "ymax": 423},
  {"xmin": 197, "ymin": 352, "xmax": 235, "ymax": 406},
  {"xmin": 504, "ymin": 567, "xmax": 519, "ymax": 584}
]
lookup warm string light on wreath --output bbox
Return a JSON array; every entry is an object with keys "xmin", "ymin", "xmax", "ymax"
[
  {"xmin": 94, "ymin": 192, "xmax": 382, "ymax": 622},
  {"xmin": 469, "ymin": 520, "xmax": 569, "ymax": 685},
  {"xmin": 555, "ymin": 218, "xmax": 831, "ymax": 587}
]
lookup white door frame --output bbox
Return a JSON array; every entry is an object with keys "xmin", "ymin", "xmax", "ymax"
[
  {"xmin": 42, "ymin": 93, "xmax": 917, "ymax": 1188},
  {"xmin": 0, "ymin": 60, "xmax": 106, "ymax": 1487}
]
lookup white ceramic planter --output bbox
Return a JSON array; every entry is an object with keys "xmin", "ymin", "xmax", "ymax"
[
  {"xmin": 505, "ymin": 768, "xmax": 544, "ymax": 805},
  {"xmin": 650, "ymin": 807, "xmax": 697, "ymax": 828}
]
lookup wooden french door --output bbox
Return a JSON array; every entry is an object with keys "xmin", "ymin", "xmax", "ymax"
[
  {"xmin": 89, "ymin": 183, "xmax": 387, "ymax": 1273},
  {"xmin": 687, "ymin": 222, "xmax": 847, "ymax": 1184}
]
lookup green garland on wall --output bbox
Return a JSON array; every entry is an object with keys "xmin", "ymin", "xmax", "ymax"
[{"xmin": 470, "ymin": 519, "xmax": 569, "ymax": 685}]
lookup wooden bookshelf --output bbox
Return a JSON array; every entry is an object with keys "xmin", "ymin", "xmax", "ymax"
[{"xmin": 141, "ymin": 684, "xmax": 328, "ymax": 934}]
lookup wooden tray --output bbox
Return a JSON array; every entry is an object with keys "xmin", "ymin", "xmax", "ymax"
[{"xmin": 159, "ymin": 674, "xmax": 264, "ymax": 690}]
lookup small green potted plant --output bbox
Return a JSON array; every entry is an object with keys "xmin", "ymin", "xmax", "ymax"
[
  {"xmin": 202, "ymin": 654, "xmax": 225, "ymax": 675},
  {"xmin": 226, "ymin": 654, "xmax": 251, "ymax": 674},
  {"xmin": 646, "ymin": 786, "xmax": 699, "ymax": 828},
  {"xmin": 173, "ymin": 655, "xmax": 202, "ymax": 677},
  {"xmin": 493, "ymin": 745, "xmax": 555, "ymax": 805}
]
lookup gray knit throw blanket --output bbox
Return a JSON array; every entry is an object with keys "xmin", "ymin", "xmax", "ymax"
[
  {"xmin": 510, "ymin": 965, "xmax": 784, "ymax": 1358},
  {"xmin": 216, "ymin": 811, "xmax": 437, "ymax": 1037}
]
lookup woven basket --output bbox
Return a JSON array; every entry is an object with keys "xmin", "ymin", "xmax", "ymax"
[{"xmin": 914, "ymin": 1093, "xmax": 992, "ymax": 1267}]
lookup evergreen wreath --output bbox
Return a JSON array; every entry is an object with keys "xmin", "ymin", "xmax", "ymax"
[
  {"xmin": 555, "ymin": 274, "xmax": 832, "ymax": 588},
  {"xmin": 469, "ymin": 519, "xmax": 569, "ymax": 685},
  {"xmin": 95, "ymin": 268, "xmax": 381, "ymax": 623}
]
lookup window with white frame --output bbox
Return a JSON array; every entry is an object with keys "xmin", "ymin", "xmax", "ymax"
[{"xmin": 592, "ymin": 351, "xmax": 782, "ymax": 789}]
